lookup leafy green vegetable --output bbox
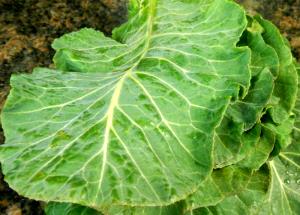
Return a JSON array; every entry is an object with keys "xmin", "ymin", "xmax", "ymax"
[
  {"xmin": 1, "ymin": 0, "xmax": 299, "ymax": 214},
  {"xmin": 258, "ymin": 143, "xmax": 300, "ymax": 214},
  {"xmin": 187, "ymin": 165, "xmax": 270, "ymax": 215},
  {"xmin": 45, "ymin": 202, "xmax": 101, "ymax": 215},
  {"xmin": 257, "ymin": 65, "xmax": 300, "ymax": 214},
  {"xmin": 185, "ymin": 166, "xmax": 253, "ymax": 210}
]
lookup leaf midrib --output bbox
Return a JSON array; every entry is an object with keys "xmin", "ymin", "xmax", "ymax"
[{"xmin": 95, "ymin": 0, "xmax": 158, "ymax": 199}]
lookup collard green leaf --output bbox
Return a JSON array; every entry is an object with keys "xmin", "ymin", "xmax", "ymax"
[
  {"xmin": 239, "ymin": 126, "xmax": 275, "ymax": 170},
  {"xmin": 52, "ymin": 28, "xmax": 130, "ymax": 73},
  {"xmin": 255, "ymin": 16, "xmax": 298, "ymax": 126},
  {"xmin": 214, "ymin": 120, "xmax": 260, "ymax": 168},
  {"xmin": 213, "ymin": 15, "xmax": 298, "ymax": 169},
  {"xmin": 243, "ymin": 18, "xmax": 279, "ymax": 77},
  {"xmin": 107, "ymin": 201, "xmax": 184, "ymax": 215},
  {"xmin": 257, "ymin": 143, "xmax": 300, "ymax": 215},
  {"xmin": 0, "ymin": 0, "xmax": 251, "ymax": 211},
  {"xmin": 227, "ymin": 68, "xmax": 274, "ymax": 129},
  {"xmin": 227, "ymin": 17, "xmax": 278, "ymax": 130},
  {"xmin": 46, "ymin": 201, "xmax": 184, "ymax": 215},
  {"xmin": 185, "ymin": 166, "xmax": 252, "ymax": 210},
  {"xmin": 213, "ymin": 18, "xmax": 277, "ymax": 168},
  {"xmin": 263, "ymin": 116, "xmax": 295, "ymax": 151},
  {"xmin": 45, "ymin": 202, "xmax": 101, "ymax": 215},
  {"xmin": 256, "ymin": 63, "xmax": 300, "ymax": 215},
  {"xmin": 1, "ymin": 1, "xmax": 299, "ymax": 214},
  {"xmin": 186, "ymin": 165, "xmax": 270, "ymax": 215},
  {"xmin": 46, "ymin": 167, "xmax": 254, "ymax": 215}
]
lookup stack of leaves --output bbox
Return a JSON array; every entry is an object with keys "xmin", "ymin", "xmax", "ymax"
[{"xmin": 0, "ymin": 0, "xmax": 299, "ymax": 214}]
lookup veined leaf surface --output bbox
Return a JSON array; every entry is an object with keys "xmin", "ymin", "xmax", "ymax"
[
  {"xmin": 185, "ymin": 166, "xmax": 253, "ymax": 211},
  {"xmin": 213, "ymin": 18, "xmax": 276, "ymax": 168},
  {"xmin": 257, "ymin": 64, "xmax": 300, "ymax": 215},
  {"xmin": 255, "ymin": 16, "xmax": 298, "ymax": 127},
  {"xmin": 258, "ymin": 143, "xmax": 300, "ymax": 214},
  {"xmin": 188, "ymin": 165, "xmax": 270, "ymax": 215},
  {"xmin": 45, "ymin": 202, "xmax": 102, "ymax": 215},
  {"xmin": 0, "ymin": 0, "xmax": 250, "ymax": 210}
]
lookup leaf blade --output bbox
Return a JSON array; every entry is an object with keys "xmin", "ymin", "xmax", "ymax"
[{"xmin": 0, "ymin": 0, "xmax": 251, "ymax": 210}]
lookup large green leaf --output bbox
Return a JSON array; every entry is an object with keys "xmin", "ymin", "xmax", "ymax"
[
  {"xmin": 0, "ymin": 0, "xmax": 250, "ymax": 211},
  {"xmin": 45, "ymin": 167, "xmax": 253, "ymax": 215}
]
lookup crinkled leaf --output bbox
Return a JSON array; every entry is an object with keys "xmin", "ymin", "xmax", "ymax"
[
  {"xmin": 213, "ymin": 15, "xmax": 298, "ymax": 169},
  {"xmin": 239, "ymin": 126, "xmax": 275, "ymax": 170},
  {"xmin": 257, "ymin": 64, "xmax": 300, "ymax": 215},
  {"xmin": 185, "ymin": 166, "xmax": 252, "ymax": 211},
  {"xmin": 264, "ymin": 116, "xmax": 295, "ymax": 152},
  {"xmin": 258, "ymin": 143, "xmax": 300, "ymax": 215},
  {"xmin": 227, "ymin": 17, "xmax": 278, "ymax": 130},
  {"xmin": 213, "ymin": 19, "xmax": 276, "ymax": 168},
  {"xmin": 0, "ymin": 0, "xmax": 250, "ymax": 210},
  {"xmin": 255, "ymin": 16, "xmax": 298, "ymax": 125},
  {"xmin": 242, "ymin": 18, "xmax": 279, "ymax": 77},
  {"xmin": 214, "ymin": 120, "xmax": 260, "ymax": 168},
  {"xmin": 186, "ymin": 165, "xmax": 270, "ymax": 215},
  {"xmin": 227, "ymin": 68, "xmax": 274, "ymax": 129}
]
